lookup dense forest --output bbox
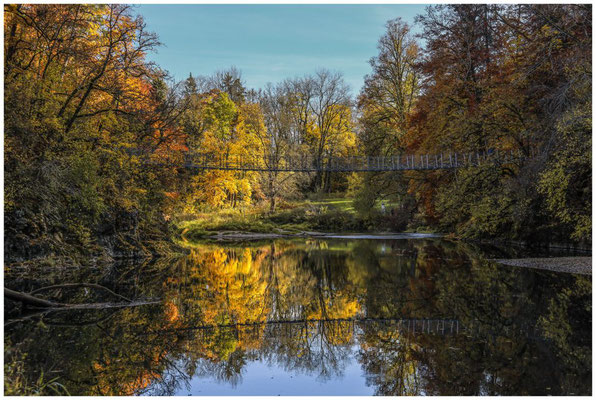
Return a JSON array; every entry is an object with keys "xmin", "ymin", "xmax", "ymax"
[{"xmin": 4, "ymin": 4, "xmax": 592, "ymax": 262}]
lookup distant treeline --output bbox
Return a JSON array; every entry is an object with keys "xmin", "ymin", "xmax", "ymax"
[{"xmin": 4, "ymin": 4, "xmax": 591, "ymax": 260}]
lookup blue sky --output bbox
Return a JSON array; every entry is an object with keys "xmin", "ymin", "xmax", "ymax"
[{"xmin": 136, "ymin": 4, "xmax": 427, "ymax": 95}]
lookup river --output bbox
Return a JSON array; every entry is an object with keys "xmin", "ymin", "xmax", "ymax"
[{"xmin": 4, "ymin": 237, "xmax": 591, "ymax": 395}]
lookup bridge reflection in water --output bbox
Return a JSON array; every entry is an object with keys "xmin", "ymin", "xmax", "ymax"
[
  {"xmin": 152, "ymin": 318, "xmax": 462, "ymax": 337},
  {"xmin": 149, "ymin": 316, "xmax": 544, "ymax": 343}
]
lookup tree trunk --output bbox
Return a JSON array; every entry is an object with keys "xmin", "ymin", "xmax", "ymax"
[
  {"xmin": 5, "ymin": 288, "xmax": 62, "ymax": 308},
  {"xmin": 5, "ymin": 287, "xmax": 160, "ymax": 310},
  {"xmin": 269, "ymin": 196, "xmax": 276, "ymax": 213}
]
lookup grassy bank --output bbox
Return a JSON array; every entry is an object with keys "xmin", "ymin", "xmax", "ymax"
[{"xmin": 174, "ymin": 195, "xmax": 436, "ymax": 241}]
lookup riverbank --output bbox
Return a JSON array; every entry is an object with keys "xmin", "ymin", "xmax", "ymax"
[
  {"xmin": 184, "ymin": 230, "xmax": 443, "ymax": 241},
  {"xmin": 174, "ymin": 196, "xmax": 436, "ymax": 241}
]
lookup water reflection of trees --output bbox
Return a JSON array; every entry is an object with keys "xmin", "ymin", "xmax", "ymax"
[
  {"xmin": 356, "ymin": 241, "xmax": 591, "ymax": 395},
  {"xmin": 4, "ymin": 239, "xmax": 591, "ymax": 395}
]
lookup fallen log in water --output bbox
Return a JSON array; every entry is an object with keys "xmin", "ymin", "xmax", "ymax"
[
  {"xmin": 5, "ymin": 287, "xmax": 63, "ymax": 308},
  {"xmin": 44, "ymin": 299, "xmax": 161, "ymax": 311},
  {"xmin": 4, "ymin": 286, "xmax": 159, "ymax": 310}
]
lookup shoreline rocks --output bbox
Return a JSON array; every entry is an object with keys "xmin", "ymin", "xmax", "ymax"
[{"xmin": 494, "ymin": 257, "xmax": 592, "ymax": 275}]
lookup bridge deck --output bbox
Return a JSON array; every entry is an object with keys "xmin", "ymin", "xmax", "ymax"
[{"xmin": 163, "ymin": 149, "xmax": 528, "ymax": 173}]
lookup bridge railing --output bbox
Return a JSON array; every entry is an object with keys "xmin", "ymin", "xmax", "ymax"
[
  {"xmin": 178, "ymin": 149, "xmax": 529, "ymax": 172},
  {"xmin": 124, "ymin": 146, "xmax": 533, "ymax": 172}
]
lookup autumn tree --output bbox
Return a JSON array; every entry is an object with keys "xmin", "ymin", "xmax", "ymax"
[
  {"xmin": 179, "ymin": 90, "xmax": 261, "ymax": 210},
  {"xmin": 256, "ymin": 84, "xmax": 302, "ymax": 211},
  {"xmin": 283, "ymin": 70, "xmax": 355, "ymax": 192},
  {"xmin": 403, "ymin": 4, "xmax": 591, "ymax": 242},
  {"xmin": 208, "ymin": 66, "xmax": 247, "ymax": 104},
  {"xmin": 354, "ymin": 18, "xmax": 420, "ymax": 220},
  {"xmin": 4, "ymin": 4, "xmax": 186, "ymax": 259}
]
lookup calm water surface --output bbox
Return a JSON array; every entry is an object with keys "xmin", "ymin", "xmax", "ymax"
[{"xmin": 4, "ymin": 238, "xmax": 591, "ymax": 395}]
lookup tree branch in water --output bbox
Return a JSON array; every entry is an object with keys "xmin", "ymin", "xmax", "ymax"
[
  {"xmin": 30, "ymin": 283, "xmax": 132, "ymax": 302},
  {"xmin": 5, "ymin": 287, "xmax": 159, "ymax": 310}
]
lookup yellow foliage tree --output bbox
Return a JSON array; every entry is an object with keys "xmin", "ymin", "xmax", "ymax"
[{"xmin": 183, "ymin": 92, "xmax": 264, "ymax": 210}]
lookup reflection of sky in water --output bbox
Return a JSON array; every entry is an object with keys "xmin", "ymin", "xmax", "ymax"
[{"xmin": 174, "ymin": 345, "xmax": 372, "ymax": 396}]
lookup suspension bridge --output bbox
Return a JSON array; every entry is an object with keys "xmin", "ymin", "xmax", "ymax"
[{"xmin": 135, "ymin": 148, "xmax": 533, "ymax": 173}]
